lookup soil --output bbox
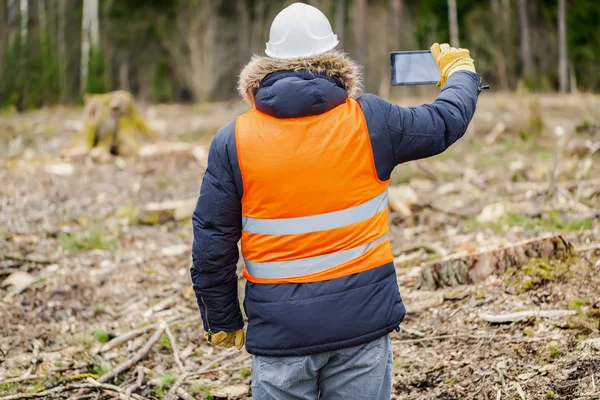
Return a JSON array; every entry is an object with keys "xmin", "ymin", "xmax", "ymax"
[{"xmin": 0, "ymin": 93, "xmax": 599, "ymax": 399}]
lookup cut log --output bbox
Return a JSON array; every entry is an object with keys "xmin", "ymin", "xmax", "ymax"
[
  {"xmin": 74, "ymin": 91, "xmax": 159, "ymax": 157},
  {"xmin": 388, "ymin": 185, "xmax": 418, "ymax": 217},
  {"xmin": 138, "ymin": 198, "xmax": 197, "ymax": 225},
  {"xmin": 138, "ymin": 142, "xmax": 192, "ymax": 159},
  {"xmin": 481, "ymin": 309, "xmax": 576, "ymax": 323},
  {"xmin": 414, "ymin": 235, "xmax": 573, "ymax": 290}
]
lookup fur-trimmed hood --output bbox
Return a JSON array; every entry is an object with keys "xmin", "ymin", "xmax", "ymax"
[{"xmin": 238, "ymin": 51, "xmax": 362, "ymax": 106}]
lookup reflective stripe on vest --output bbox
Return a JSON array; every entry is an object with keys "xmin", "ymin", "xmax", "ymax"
[{"xmin": 236, "ymin": 98, "xmax": 393, "ymax": 284}]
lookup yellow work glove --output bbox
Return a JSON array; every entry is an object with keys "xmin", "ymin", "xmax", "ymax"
[
  {"xmin": 204, "ymin": 329, "xmax": 245, "ymax": 350},
  {"xmin": 430, "ymin": 43, "xmax": 476, "ymax": 88}
]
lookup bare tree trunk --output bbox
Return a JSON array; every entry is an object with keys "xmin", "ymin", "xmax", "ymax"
[
  {"xmin": 334, "ymin": 0, "xmax": 345, "ymax": 48},
  {"xmin": 390, "ymin": 0, "xmax": 404, "ymax": 49},
  {"xmin": 57, "ymin": 0, "xmax": 67, "ymax": 100},
  {"xmin": 7, "ymin": 0, "xmax": 18, "ymax": 45},
  {"xmin": 38, "ymin": 0, "xmax": 46, "ymax": 46},
  {"xmin": 517, "ymin": 0, "xmax": 533, "ymax": 77},
  {"xmin": 447, "ymin": 0, "xmax": 459, "ymax": 46},
  {"xmin": 0, "ymin": 0, "xmax": 6, "ymax": 77},
  {"xmin": 119, "ymin": 56, "xmax": 129, "ymax": 91},
  {"xmin": 355, "ymin": 0, "xmax": 367, "ymax": 65},
  {"xmin": 558, "ymin": 0, "xmax": 568, "ymax": 93},
  {"xmin": 19, "ymin": 0, "xmax": 27, "ymax": 45},
  {"xmin": 89, "ymin": 0, "xmax": 99, "ymax": 49},
  {"xmin": 80, "ymin": 0, "xmax": 90, "ymax": 93}
]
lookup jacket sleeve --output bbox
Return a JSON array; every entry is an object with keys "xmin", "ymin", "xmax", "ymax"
[
  {"xmin": 191, "ymin": 122, "xmax": 244, "ymax": 333},
  {"xmin": 358, "ymin": 71, "xmax": 481, "ymax": 181}
]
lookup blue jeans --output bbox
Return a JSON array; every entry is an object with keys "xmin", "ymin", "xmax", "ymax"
[{"xmin": 251, "ymin": 335, "xmax": 393, "ymax": 400}]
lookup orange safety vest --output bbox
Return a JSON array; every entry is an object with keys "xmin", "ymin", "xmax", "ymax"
[{"xmin": 236, "ymin": 98, "xmax": 393, "ymax": 284}]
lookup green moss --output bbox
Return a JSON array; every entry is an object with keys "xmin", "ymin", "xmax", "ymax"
[
  {"xmin": 156, "ymin": 176, "xmax": 171, "ymax": 190},
  {"xmin": 240, "ymin": 367, "xmax": 251, "ymax": 378},
  {"xmin": 116, "ymin": 205, "xmax": 141, "ymax": 225},
  {"xmin": 0, "ymin": 383, "xmax": 19, "ymax": 396},
  {"xmin": 156, "ymin": 373, "xmax": 178, "ymax": 398},
  {"xmin": 90, "ymin": 361, "xmax": 112, "ymax": 376},
  {"xmin": 523, "ymin": 327, "xmax": 535, "ymax": 337},
  {"xmin": 565, "ymin": 307, "xmax": 600, "ymax": 333},
  {"xmin": 79, "ymin": 334, "xmax": 94, "ymax": 348},
  {"xmin": 575, "ymin": 119, "xmax": 591, "ymax": 133},
  {"xmin": 507, "ymin": 258, "xmax": 571, "ymax": 294},
  {"xmin": 92, "ymin": 329, "xmax": 112, "ymax": 344},
  {"xmin": 442, "ymin": 376, "xmax": 457, "ymax": 384},
  {"xmin": 59, "ymin": 225, "xmax": 115, "ymax": 251},
  {"xmin": 568, "ymin": 298, "xmax": 591, "ymax": 314},
  {"xmin": 544, "ymin": 391, "xmax": 555, "ymax": 399},
  {"xmin": 548, "ymin": 346, "xmax": 564, "ymax": 358},
  {"xmin": 468, "ymin": 210, "xmax": 594, "ymax": 234},
  {"xmin": 190, "ymin": 383, "xmax": 214, "ymax": 399},
  {"xmin": 158, "ymin": 334, "xmax": 171, "ymax": 350}
]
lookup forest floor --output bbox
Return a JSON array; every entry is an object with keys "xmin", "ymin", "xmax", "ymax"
[{"xmin": 0, "ymin": 92, "xmax": 599, "ymax": 400}]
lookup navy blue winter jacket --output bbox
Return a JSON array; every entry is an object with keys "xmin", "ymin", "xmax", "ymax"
[{"xmin": 191, "ymin": 52, "xmax": 480, "ymax": 356}]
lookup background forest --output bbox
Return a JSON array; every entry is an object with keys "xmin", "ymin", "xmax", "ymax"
[{"xmin": 0, "ymin": 0, "xmax": 599, "ymax": 110}]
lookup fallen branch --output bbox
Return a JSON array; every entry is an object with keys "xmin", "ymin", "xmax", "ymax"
[
  {"xmin": 418, "ymin": 235, "xmax": 573, "ymax": 290},
  {"xmin": 125, "ymin": 366, "xmax": 144, "ymax": 400},
  {"xmin": 0, "ymin": 385, "xmax": 65, "ymax": 400},
  {"xmin": 394, "ymin": 333, "xmax": 551, "ymax": 345},
  {"xmin": 176, "ymin": 388, "xmax": 196, "ymax": 400},
  {"xmin": 398, "ymin": 325, "xmax": 426, "ymax": 337},
  {"xmin": 166, "ymin": 348, "xmax": 238, "ymax": 399},
  {"xmin": 481, "ymin": 309, "xmax": 576, "ymax": 323},
  {"xmin": 514, "ymin": 382, "xmax": 526, "ymax": 400},
  {"xmin": 98, "ymin": 321, "xmax": 166, "ymax": 383},
  {"xmin": 0, "ymin": 366, "xmax": 35, "ymax": 385},
  {"xmin": 164, "ymin": 322, "xmax": 185, "ymax": 372},
  {"xmin": 96, "ymin": 324, "xmax": 157, "ymax": 354},
  {"xmin": 70, "ymin": 378, "xmax": 148, "ymax": 400}
]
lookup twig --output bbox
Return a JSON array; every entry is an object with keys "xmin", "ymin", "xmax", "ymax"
[
  {"xmin": 496, "ymin": 389, "xmax": 501, "ymax": 400},
  {"xmin": 576, "ymin": 243, "xmax": 600, "ymax": 253},
  {"xmin": 579, "ymin": 393, "xmax": 600, "ymax": 399},
  {"xmin": 97, "ymin": 321, "xmax": 166, "ymax": 383},
  {"xmin": 69, "ymin": 378, "xmax": 148, "ymax": 400},
  {"xmin": 399, "ymin": 325, "xmax": 426, "ymax": 337},
  {"xmin": 176, "ymin": 388, "xmax": 196, "ymax": 400},
  {"xmin": 514, "ymin": 382, "xmax": 526, "ymax": 400},
  {"xmin": 166, "ymin": 348, "xmax": 239, "ymax": 399},
  {"xmin": 0, "ymin": 385, "xmax": 65, "ymax": 400},
  {"xmin": 193, "ymin": 354, "xmax": 251, "ymax": 375},
  {"xmin": 51, "ymin": 353, "xmax": 120, "ymax": 372},
  {"xmin": 395, "ymin": 333, "xmax": 495, "ymax": 344},
  {"xmin": 125, "ymin": 366, "xmax": 144, "ymax": 400},
  {"xmin": 481, "ymin": 309, "xmax": 576, "ymax": 323},
  {"xmin": 394, "ymin": 333, "xmax": 551, "ymax": 345},
  {"xmin": 0, "ymin": 366, "xmax": 34, "ymax": 385},
  {"xmin": 471, "ymin": 296, "xmax": 499, "ymax": 308},
  {"xmin": 96, "ymin": 324, "xmax": 157, "ymax": 354},
  {"xmin": 164, "ymin": 322, "xmax": 185, "ymax": 372},
  {"xmin": 495, "ymin": 366, "xmax": 507, "ymax": 393}
]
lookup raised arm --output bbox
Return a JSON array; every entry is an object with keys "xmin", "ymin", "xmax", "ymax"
[{"xmin": 358, "ymin": 44, "xmax": 481, "ymax": 181}]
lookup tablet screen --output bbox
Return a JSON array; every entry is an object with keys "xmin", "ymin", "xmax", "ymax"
[{"xmin": 391, "ymin": 51, "xmax": 439, "ymax": 86}]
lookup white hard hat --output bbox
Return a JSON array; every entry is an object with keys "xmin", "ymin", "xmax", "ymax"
[{"xmin": 265, "ymin": 2, "xmax": 339, "ymax": 59}]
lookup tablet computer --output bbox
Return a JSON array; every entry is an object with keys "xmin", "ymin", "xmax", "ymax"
[{"xmin": 390, "ymin": 50, "xmax": 439, "ymax": 86}]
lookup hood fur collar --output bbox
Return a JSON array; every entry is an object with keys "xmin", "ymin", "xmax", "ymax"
[{"xmin": 238, "ymin": 51, "xmax": 362, "ymax": 106}]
